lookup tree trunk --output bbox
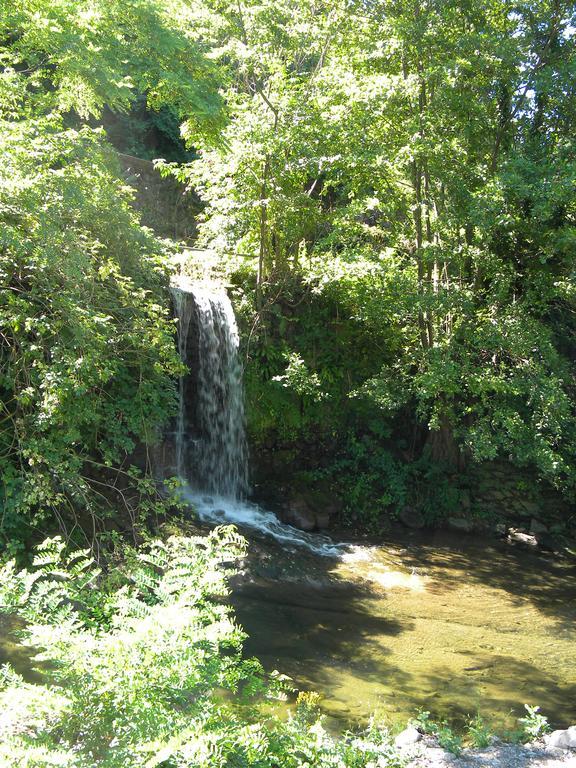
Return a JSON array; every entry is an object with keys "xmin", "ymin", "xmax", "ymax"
[{"xmin": 426, "ymin": 412, "xmax": 464, "ymax": 471}]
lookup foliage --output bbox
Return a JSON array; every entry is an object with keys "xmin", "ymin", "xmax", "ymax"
[
  {"xmin": 465, "ymin": 714, "xmax": 494, "ymax": 749},
  {"xmin": 0, "ymin": 0, "xmax": 228, "ymax": 544},
  {"xmin": 320, "ymin": 436, "xmax": 461, "ymax": 530},
  {"xmin": 272, "ymin": 351, "xmax": 327, "ymax": 404},
  {"xmin": 518, "ymin": 705, "xmax": 551, "ymax": 741},
  {"xmin": 101, "ymin": 97, "xmax": 195, "ymax": 163},
  {"xmin": 171, "ymin": 0, "xmax": 576, "ymax": 514},
  {"xmin": 0, "ymin": 115, "xmax": 182, "ymax": 541},
  {"xmin": 1, "ymin": 0, "xmax": 224, "ymax": 132},
  {"xmin": 409, "ymin": 711, "xmax": 462, "ymax": 756},
  {"xmin": 0, "ymin": 532, "xmax": 406, "ymax": 768}
]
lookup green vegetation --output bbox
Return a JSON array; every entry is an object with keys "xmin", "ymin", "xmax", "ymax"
[
  {"xmin": 410, "ymin": 711, "xmax": 463, "ymax": 755},
  {"xmin": 0, "ymin": 0, "xmax": 223, "ymax": 546},
  {"xmin": 1, "ymin": 0, "xmax": 575, "ymax": 764},
  {"xmin": 3, "ymin": 0, "xmax": 576, "ymax": 538},
  {"xmin": 465, "ymin": 714, "xmax": 494, "ymax": 749},
  {"xmin": 169, "ymin": 0, "xmax": 576, "ymax": 526},
  {"xmin": 0, "ymin": 532, "xmax": 407, "ymax": 767},
  {"xmin": 518, "ymin": 705, "xmax": 551, "ymax": 742}
]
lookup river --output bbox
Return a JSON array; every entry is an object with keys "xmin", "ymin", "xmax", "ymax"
[{"xmin": 230, "ymin": 523, "xmax": 576, "ymax": 732}]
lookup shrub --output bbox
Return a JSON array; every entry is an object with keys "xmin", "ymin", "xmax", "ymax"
[{"xmin": 0, "ymin": 531, "xmax": 406, "ymax": 768}]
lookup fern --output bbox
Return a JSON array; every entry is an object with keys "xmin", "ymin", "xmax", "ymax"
[{"xmin": 0, "ymin": 530, "xmax": 403, "ymax": 768}]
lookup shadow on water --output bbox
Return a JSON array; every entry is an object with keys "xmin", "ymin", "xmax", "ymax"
[
  {"xmin": 230, "ymin": 527, "xmax": 576, "ymax": 730},
  {"xmin": 236, "ymin": 578, "xmax": 410, "ymax": 668},
  {"xmin": 380, "ymin": 528, "xmax": 576, "ymax": 628},
  {"xmin": 0, "ymin": 615, "xmax": 44, "ymax": 683}
]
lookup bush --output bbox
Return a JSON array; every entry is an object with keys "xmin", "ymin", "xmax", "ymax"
[{"xmin": 0, "ymin": 531, "xmax": 406, "ymax": 768}]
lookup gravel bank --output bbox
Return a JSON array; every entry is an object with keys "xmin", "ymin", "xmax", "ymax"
[{"xmin": 405, "ymin": 738, "xmax": 576, "ymax": 768}]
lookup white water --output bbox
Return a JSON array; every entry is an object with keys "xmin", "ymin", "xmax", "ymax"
[
  {"xmin": 171, "ymin": 278, "xmax": 360, "ymax": 558},
  {"xmin": 179, "ymin": 487, "xmax": 349, "ymax": 557},
  {"xmin": 170, "ymin": 279, "xmax": 248, "ymax": 497},
  {"xmin": 171, "ymin": 283, "xmax": 195, "ymax": 477}
]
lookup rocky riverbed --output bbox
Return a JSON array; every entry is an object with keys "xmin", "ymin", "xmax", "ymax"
[
  {"xmin": 232, "ymin": 525, "xmax": 576, "ymax": 731},
  {"xmin": 398, "ymin": 733, "xmax": 576, "ymax": 768}
]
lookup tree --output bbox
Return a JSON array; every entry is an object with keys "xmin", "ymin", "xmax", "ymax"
[
  {"xmin": 0, "ymin": 0, "xmax": 225, "ymax": 544},
  {"xmin": 183, "ymin": 0, "xmax": 576, "ymax": 498}
]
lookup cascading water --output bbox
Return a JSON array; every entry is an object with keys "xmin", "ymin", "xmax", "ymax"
[
  {"xmin": 171, "ymin": 284, "xmax": 195, "ymax": 479},
  {"xmin": 171, "ymin": 277, "xmax": 350, "ymax": 557},
  {"xmin": 171, "ymin": 280, "xmax": 248, "ymax": 498}
]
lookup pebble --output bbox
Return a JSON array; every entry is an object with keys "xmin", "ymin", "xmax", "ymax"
[{"xmin": 407, "ymin": 740, "xmax": 576, "ymax": 768}]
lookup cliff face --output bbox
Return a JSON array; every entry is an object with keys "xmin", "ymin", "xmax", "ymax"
[{"xmin": 117, "ymin": 152, "xmax": 200, "ymax": 243}]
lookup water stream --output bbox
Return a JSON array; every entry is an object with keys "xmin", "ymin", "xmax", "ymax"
[
  {"xmin": 170, "ymin": 279, "xmax": 576, "ymax": 732},
  {"xmin": 232, "ymin": 530, "xmax": 576, "ymax": 731},
  {"xmin": 171, "ymin": 277, "xmax": 348, "ymax": 557}
]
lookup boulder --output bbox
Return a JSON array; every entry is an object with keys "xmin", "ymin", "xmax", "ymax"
[
  {"xmin": 399, "ymin": 506, "xmax": 425, "ymax": 529},
  {"xmin": 394, "ymin": 726, "xmax": 422, "ymax": 749},
  {"xmin": 283, "ymin": 496, "xmax": 316, "ymax": 531},
  {"xmin": 530, "ymin": 518, "xmax": 548, "ymax": 535},
  {"xmin": 507, "ymin": 529, "xmax": 538, "ymax": 547},
  {"xmin": 546, "ymin": 727, "xmax": 576, "ymax": 749}
]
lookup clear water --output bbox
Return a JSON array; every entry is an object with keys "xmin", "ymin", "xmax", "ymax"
[
  {"xmin": 170, "ymin": 278, "xmax": 576, "ymax": 732},
  {"xmin": 232, "ymin": 528, "xmax": 576, "ymax": 732}
]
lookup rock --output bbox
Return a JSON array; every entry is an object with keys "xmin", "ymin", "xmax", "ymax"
[
  {"xmin": 495, "ymin": 523, "xmax": 507, "ymax": 537},
  {"xmin": 546, "ymin": 727, "xmax": 576, "ymax": 749},
  {"xmin": 447, "ymin": 517, "xmax": 474, "ymax": 533},
  {"xmin": 202, "ymin": 496, "xmax": 214, "ymax": 504},
  {"xmin": 399, "ymin": 506, "xmax": 425, "ymax": 529},
  {"xmin": 284, "ymin": 497, "xmax": 316, "ymax": 531},
  {"xmin": 530, "ymin": 518, "xmax": 548, "ymax": 535},
  {"xmin": 423, "ymin": 746, "xmax": 455, "ymax": 762},
  {"xmin": 507, "ymin": 529, "xmax": 538, "ymax": 547},
  {"xmin": 282, "ymin": 493, "xmax": 336, "ymax": 531},
  {"xmin": 394, "ymin": 726, "xmax": 422, "ymax": 749}
]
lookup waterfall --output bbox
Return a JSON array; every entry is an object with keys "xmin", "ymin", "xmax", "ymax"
[
  {"xmin": 170, "ymin": 276, "xmax": 350, "ymax": 558},
  {"xmin": 171, "ymin": 279, "xmax": 248, "ymax": 499},
  {"xmin": 171, "ymin": 284, "xmax": 195, "ymax": 479}
]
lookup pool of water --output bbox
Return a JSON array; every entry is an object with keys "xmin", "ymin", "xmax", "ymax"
[
  {"xmin": 3, "ymin": 517, "xmax": 574, "ymax": 734},
  {"xmin": 232, "ymin": 528, "xmax": 576, "ymax": 731}
]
